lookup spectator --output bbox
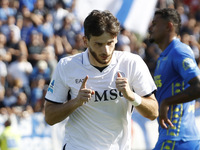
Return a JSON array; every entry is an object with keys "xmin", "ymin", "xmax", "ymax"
[
  {"xmin": 181, "ymin": 17, "xmax": 197, "ymax": 35},
  {"xmin": 0, "ymin": 118, "xmax": 21, "ymax": 150},
  {"xmin": 117, "ymin": 27, "xmax": 131, "ymax": 52},
  {"xmin": 32, "ymin": 0, "xmax": 48, "ymax": 17},
  {"xmin": 7, "ymin": 25, "xmax": 28, "ymax": 62},
  {"xmin": 42, "ymin": 36, "xmax": 58, "ymax": 77},
  {"xmin": 31, "ymin": 0, "xmax": 48, "ymax": 26},
  {"xmin": 181, "ymin": 32, "xmax": 200, "ymax": 65},
  {"xmin": 193, "ymin": 24, "xmax": 200, "ymax": 42},
  {"xmin": 57, "ymin": 14, "xmax": 78, "ymax": 47},
  {"xmin": 27, "ymin": 29, "xmax": 45, "ymax": 67},
  {"xmin": 7, "ymin": 54, "xmax": 33, "ymax": 98},
  {"xmin": 143, "ymin": 42, "xmax": 161, "ymax": 76},
  {"xmin": 0, "ymin": 0, "xmax": 16, "ymax": 23},
  {"xmin": 29, "ymin": 60, "xmax": 51, "ymax": 85},
  {"xmin": 177, "ymin": 4, "xmax": 189, "ymax": 27},
  {"xmin": 3, "ymin": 88, "xmax": 17, "ymax": 107},
  {"xmin": 63, "ymin": 0, "xmax": 76, "ymax": 12},
  {"xmin": 0, "ymin": 33, "xmax": 12, "ymax": 63},
  {"xmin": 11, "ymin": 92, "xmax": 28, "ymax": 116},
  {"xmin": 38, "ymin": 13, "xmax": 54, "ymax": 39},
  {"xmin": 54, "ymin": 35, "xmax": 72, "ymax": 60},
  {"xmin": 0, "ymin": 52, "xmax": 7, "ymax": 93},
  {"xmin": 51, "ymin": 1, "xmax": 69, "ymax": 32},
  {"xmin": 30, "ymin": 76, "xmax": 46, "ymax": 111},
  {"xmin": 72, "ymin": 33, "xmax": 86, "ymax": 52},
  {"xmin": 19, "ymin": 0, "xmax": 36, "ymax": 12},
  {"xmin": 20, "ymin": 16, "xmax": 34, "ymax": 44},
  {"xmin": 12, "ymin": 78, "xmax": 26, "ymax": 97},
  {"xmin": 0, "ymin": 15, "xmax": 16, "ymax": 40},
  {"xmin": 44, "ymin": 0, "xmax": 58, "ymax": 10},
  {"xmin": 195, "ymin": 5, "xmax": 200, "ymax": 22}
]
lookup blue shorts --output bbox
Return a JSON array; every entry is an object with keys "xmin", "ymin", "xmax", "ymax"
[{"xmin": 153, "ymin": 139, "xmax": 200, "ymax": 150}]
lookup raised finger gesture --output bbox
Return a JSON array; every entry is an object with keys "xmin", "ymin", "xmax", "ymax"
[
  {"xmin": 115, "ymin": 72, "xmax": 131, "ymax": 99},
  {"xmin": 76, "ymin": 76, "xmax": 94, "ymax": 106}
]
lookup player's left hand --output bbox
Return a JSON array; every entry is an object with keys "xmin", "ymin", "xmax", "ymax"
[
  {"xmin": 159, "ymin": 101, "xmax": 174, "ymax": 129},
  {"xmin": 115, "ymin": 72, "xmax": 132, "ymax": 100}
]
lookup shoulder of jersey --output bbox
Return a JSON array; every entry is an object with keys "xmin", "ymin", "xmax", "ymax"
[
  {"xmin": 174, "ymin": 42, "xmax": 194, "ymax": 57},
  {"xmin": 59, "ymin": 53, "xmax": 83, "ymax": 65},
  {"xmin": 114, "ymin": 50, "xmax": 141, "ymax": 60}
]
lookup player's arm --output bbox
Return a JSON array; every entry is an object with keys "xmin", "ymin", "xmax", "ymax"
[
  {"xmin": 161, "ymin": 75, "xmax": 200, "ymax": 105},
  {"xmin": 159, "ymin": 75, "xmax": 200, "ymax": 129},
  {"xmin": 45, "ymin": 76, "xmax": 94, "ymax": 125},
  {"xmin": 135, "ymin": 94, "xmax": 158, "ymax": 120},
  {"xmin": 115, "ymin": 72, "xmax": 159, "ymax": 120},
  {"xmin": 44, "ymin": 99, "xmax": 81, "ymax": 125}
]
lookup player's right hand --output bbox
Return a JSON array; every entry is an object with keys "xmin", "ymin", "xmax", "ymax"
[
  {"xmin": 76, "ymin": 76, "xmax": 94, "ymax": 106},
  {"xmin": 159, "ymin": 100, "xmax": 174, "ymax": 129}
]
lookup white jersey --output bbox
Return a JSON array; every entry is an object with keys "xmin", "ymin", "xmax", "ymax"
[{"xmin": 45, "ymin": 49, "xmax": 156, "ymax": 150}]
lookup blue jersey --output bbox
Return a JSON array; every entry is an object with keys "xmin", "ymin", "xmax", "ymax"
[{"xmin": 154, "ymin": 38, "xmax": 200, "ymax": 141}]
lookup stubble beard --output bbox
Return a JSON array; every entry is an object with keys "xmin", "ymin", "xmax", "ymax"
[
  {"xmin": 148, "ymin": 34, "xmax": 155, "ymax": 43},
  {"xmin": 89, "ymin": 47, "xmax": 113, "ymax": 65}
]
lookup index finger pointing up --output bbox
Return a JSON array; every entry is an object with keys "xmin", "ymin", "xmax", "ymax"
[
  {"xmin": 81, "ymin": 75, "xmax": 89, "ymax": 89},
  {"xmin": 117, "ymin": 72, "xmax": 122, "ymax": 77}
]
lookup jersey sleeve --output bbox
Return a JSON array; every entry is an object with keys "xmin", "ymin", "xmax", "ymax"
[
  {"xmin": 172, "ymin": 46, "xmax": 200, "ymax": 83},
  {"xmin": 130, "ymin": 55, "xmax": 157, "ymax": 96},
  {"xmin": 45, "ymin": 60, "xmax": 70, "ymax": 103}
]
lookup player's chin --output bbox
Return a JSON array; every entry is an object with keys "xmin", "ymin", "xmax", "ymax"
[
  {"xmin": 148, "ymin": 37, "xmax": 155, "ymax": 43},
  {"xmin": 101, "ymin": 58, "xmax": 111, "ymax": 64}
]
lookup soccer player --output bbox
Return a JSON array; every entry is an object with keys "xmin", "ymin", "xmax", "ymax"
[
  {"xmin": 44, "ymin": 10, "xmax": 158, "ymax": 150},
  {"xmin": 149, "ymin": 8, "xmax": 200, "ymax": 149}
]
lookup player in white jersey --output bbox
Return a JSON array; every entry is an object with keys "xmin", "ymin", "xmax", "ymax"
[{"xmin": 44, "ymin": 10, "xmax": 159, "ymax": 150}]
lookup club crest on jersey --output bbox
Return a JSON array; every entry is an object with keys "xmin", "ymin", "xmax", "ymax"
[
  {"xmin": 48, "ymin": 80, "xmax": 55, "ymax": 93},
  {"xmin": 182, "ymin": 58, "xmax": 196, "ymax": 70}
]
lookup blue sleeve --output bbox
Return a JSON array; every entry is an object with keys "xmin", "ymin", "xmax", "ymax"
[{"xmin": 172, "ymin": 46, "xmax": 200, "ymax": 83}]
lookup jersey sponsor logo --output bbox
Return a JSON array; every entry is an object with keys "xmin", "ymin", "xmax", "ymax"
[
  {"xmin": 182, "ymin": 58, "xmax": 196, "ymax": 70},
  {"xmin": 188, "ymin": 104, "xmax": 195, "ymax": 113},
  {"xmin": 155, "ymin": 60, "xmax": 160, "ymax": 71},
  {"xmin": 154, "ymin": 75, "xmax": 162, "ymax": 88},
  {"xmin": 162, "ymin": 56, "xmax": 168, "ymax": 61},
  {"xmin": 75, "ymin": 78, "xmax": 84, "ymax": 84},
  {"xmin": 47, "ymin": 80, "xmax": 55, "ymax": 93},
  {"xmin": 94, "ymin": 89, "xmax": 123, "ymax": 102}
]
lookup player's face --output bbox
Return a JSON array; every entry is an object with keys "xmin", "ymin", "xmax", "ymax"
[
  {"xmin": 149, "ymin": 14, "xmax": 168, "ymax": 44},
  {"xmin": 84, "ymin": 32, "xmax": 117, "ymax": 67}
]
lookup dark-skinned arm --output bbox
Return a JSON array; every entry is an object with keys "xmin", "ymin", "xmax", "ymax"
[{"xmin": 159, "ymin": 75, "xmax": 200, "ymax": 129}]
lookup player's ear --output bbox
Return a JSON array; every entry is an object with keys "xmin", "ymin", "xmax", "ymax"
[
  {"xmin": 83, "ymin": 36, "xmax": 89, "ymax": 47},
  {"xmin": 114, "ymin": 36, "xmax": 118, "ymax": 44},
  {"xmin": 167, "ymin": 22, "xmax": 174, "ymax": 32}
]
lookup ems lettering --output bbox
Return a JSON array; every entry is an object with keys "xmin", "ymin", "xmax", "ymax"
[{"xmin": 94, "ymin": 89, "xmax": 123, "ymax": 102}]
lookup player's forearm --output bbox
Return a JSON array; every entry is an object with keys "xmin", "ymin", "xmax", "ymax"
[
  {"xmin": 163, "ymin": 86, "xmax": 200, "ymax": 106},
  {"xmin": 44, "ymin": 99, "xmax": 80, "ymax": 125},
  {"xmin": 135, "ymin": 95, "xmax": 159, "ymax": 120},
  {"xmin": 163, "ymin": 76, "xmax": 200, "ymax": 106}
]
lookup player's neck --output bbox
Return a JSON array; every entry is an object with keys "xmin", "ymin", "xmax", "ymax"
[{"xmin": 92, "ymin": 65, "xmax": 108, "ymax": 72}]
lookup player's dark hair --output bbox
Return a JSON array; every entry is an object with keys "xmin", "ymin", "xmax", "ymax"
[
  {"xmin": 84, "ymin": 10, "xmax": 120, "ymax": 40},
  {"xmin": 155, "ymin": 8, "xmax": 181, "ymax": 35}
]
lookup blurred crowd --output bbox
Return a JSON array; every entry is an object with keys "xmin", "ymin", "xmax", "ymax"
[{"xmin": 0, "ymin": 0, "xmax": 200, "ymax": 122}]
